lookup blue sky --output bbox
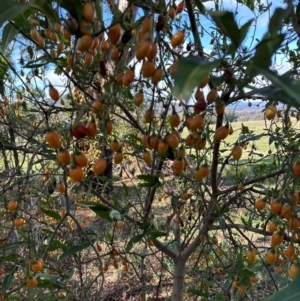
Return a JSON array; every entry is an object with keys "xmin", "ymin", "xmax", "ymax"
[{"xmin": 16, "ymin": 0, "xmax": 293, "ymax": 99}]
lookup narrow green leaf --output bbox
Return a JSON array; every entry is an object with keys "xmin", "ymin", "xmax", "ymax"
[
  {"xmin": 0, "ymin": 2, "xmax": 30, "ymax": 27},
  {"xmin": 41, "ymin": 228, "xmax": 54, "ymax": 235},
  {"xmin": 2, "ymin": 270, "xmax": 14, "ymax": 291},
  {"xmin": 1, "ymin": 23, "xmax": 18, "ymax": 52},
  {"xmin": 222, "ymin": 278, "xmax": 233, "ymax": 292},
  {"xmin": 237, "ymin": 0, "xmax": 254, "ymax": 10},
  {"xmin": 31, "ymin": 0, "xmax": 58, "ymax": 22},
  {"xmin": 36, "ymin": 278, "xmax": 52, "ymax": 288},
  {"xmin": 173, "ymin": 56, "xmax": 219, "ymax": 101},
  {"xmin": 194, "ymin": 0, "xmax": 206, "ymax": 13},
  {"xmin": 209, "ymin": 11, "xmax": 239, "ymax": 47},
  {"xmin": 24, "ymin": 61, "xmax": 49, "ymax": 69},
  {"xmin": 125, "ymin": 233, "xmax": 145, "ymax": 252},
  {"xmin": 0, "ymin": 241, "xmax": 28, "ymax": 251},
  {"xmin": 59, "ymin": 240, "xmax": 92, "ymax": 260},
  {"xmin": 27, "ymin": 46, "xmax": 33, "ymax": 59},
  {"xmin": 268, "ymin": 7, "xmax": 291, "ymax": 38},
  {"xmin": 81, "ymin": 203, "xmax": 112, "ymax": 221},
  {"xmin": 40, "ymin": 239, "xmax": 65, "ymax": 252},
  {"xmin": 39, "ymin": 207, "xmax": 61, "ymax": 220},
  {"xmin": 6, "ymin": 295, "xmax": 20, "ymax": 301},
  {"xmin": 1, "ymin": 8, "xmax": 32, "ymax": 52},
  {"xmin": 0, "ymin": 0, "xmax": 57, "ymax": 28},
  {"xmin": 187, "ymin": 289, "xmax": 204, "ymax": 296},
  {"xmin": 137, "ymin": 175, "xmax": 157, "ymax": 183},
  {"xmin": 218, "ymin": 217, "xmax": 226, "ymax": 229},
  {"xmin": 256, "ymin": 67, "xmax": 300, "ymax": 108},
  {"xmin": 95, "ymin": 0, "xmax": 103, "ymax": 26},
  {"xmin": 35, "ymin": 272, "xmax": 58, "ymax": 281},
  {"xmin": 148, "ymin": 230, "xmax": 166, "ymax": 240},
  {"xmin": 263, "ymin": 273, "xmax": 300, "ymax": 300},
  {"xmin": 122, "ymin": 182, "xmax": 128, "ymax": 196},
  {"xmin": 296, "ymin": 2, "xmax": 300, "ymax": 21},
  {"xmin": 3, "ymin": 253, "xmax": 21, "ymax": 262},
  {"xmin": 252, "ymin": 35, "xmax": 285, "ymax": 70},
  {"xmin": 238, "ymin": 18, "xmax": 254, "ymax": 47}
]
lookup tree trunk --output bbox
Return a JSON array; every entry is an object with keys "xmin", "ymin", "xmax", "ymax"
[{"xmin": 171, "ymin": 257, "xmax": 186, "ymax": 301}]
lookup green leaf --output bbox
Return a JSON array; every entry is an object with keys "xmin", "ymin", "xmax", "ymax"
[
  {"xmin": 39, "ymin": 207, "xmax": 61, "ymax": 220},
  {"xmin": 187, "ymin": 289, "xmax": 204, "ymax": 296},
  {"xmin": 30, "ymin": 0, "xmax": 58, "ymax": 22},
  {"xmin": 238, "ymin": 18, "xmax": 254, "ymax": 48},
  {"xmin": 173, "ymin": 56, "xmax": 219, "ymax": 101},
  {"xmin": 252, "ymin": 35, "xmax": 285, "ymax": 70},
  {"xmin": 40, "ymin": 239, "xmax": 65, "ymax": 252},
  {"xmin": 1, "ymin": 23, "xmax": 18, "ymax": 52},
  {"xmin": 0, "ymin": 2, "xmax": 30, "ymax": 27},
  {"xmin": 222, "ymin": 278, "xmax": 233, "ymax": 292},
  {"xmin": 209, "ymin": 11, "xmax": 238, "ymax": 40},
  {"xmin": 194, "ymin": 0, "xmax": 206, "ymax": 13},
  {"xmin": 0, "ymin": 241, "xmax": 29, "ymax": 251},
  {"xmin": 296, "ymin": 2, "xmax": 300, "ymax": 21},
  {"xmin": 36, "ymin": 272, "xmax": 58, "ymax": 281},
  {"xmin": 147, "ymin": 230, "xmax": 166, "ymax": 240},
  {"xmin": 81, "ymin": 203, "xmax": 112, "ymax": 221},
  {"xmin": 0, "ymin": 0, "xmax": 57, "ymax": 28},
  {"xmin": 237, "ymin": 0, "xmax": 254, "ymax": 10},
  {"xmin": 95, "ymin": 0, "xmax": 103, "ymax": 26},
  {"xmin": 260, "ymin": 274, "xmax": 300, "ymax": 301},
  {"xmin": 209, "ymin": 11, "xmax": 253, "ymax": 54},
  {"xmin": 27, "ymin": 46, "xmax": 33, "ymax": 60},
  {"xmin": 218, "ymin": 217, "xmax": 226, "ymax": 229},
  {"xmin": 2, "ymin": 270, "xmax": 14, "ymax": 291},
  {"xmin": 3, "ymin": 253, "xmax": 21, "ymax": 262},
  {"xmin": 137, "ymin": 174, "xmax": 161, "ymax": 187},
  {"xmin": 122, "ymin": 182, "xmax": 128, "ymax": 196},
  {"xmin": 256, "ymin": 68, "xmax": 300, "ymax": 108},
  {"xmin": 6, "ymin": 295, "xmax": 20, "ymax": 301},
  {"xmin": 36, "ymin": 277, "xmax": 52, "ymax": 288},
  {"xmin": 125, "ymin": 233, "xmax": 145, "ymax": 252},
  {"xmin": 268, "ymin": 7, "xmax": 291, "ymax": 38},
  {"xmin": 1, "ymin": 8, "xmax": 32, "ymax": 52},
  {"xmin": 41, "ymin": 228, "xmax": 54, "ymax": 235},
  {"xmin": 59, "ymin": 240, "xmax": 92, "ymax": 260}
]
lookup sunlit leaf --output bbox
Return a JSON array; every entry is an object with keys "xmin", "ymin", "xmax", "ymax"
[{"xmin": 173, "ymin": 56, "xmax": 219, "ymax": 102}]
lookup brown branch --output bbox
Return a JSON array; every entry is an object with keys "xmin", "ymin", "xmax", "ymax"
[
  {"xmin": 182, "ymin": 202, "xmax": 217, "ymax": 261},
  {"xmin": 143, "ymin": 160, "xmax": 164, "ymax": 223},
  {"xmin": 227, "ymin": 85, "xmax": 275, "ymax": 105},
  {"xmin": 152, "ymin": 239, "xmax": 176, "ymax": 260},
  {"xmin": 185, "ymin": 0, "xmax": 204, "ymax": 56},
  {"xmin": 217, "ymin": 168, "xmax": 285, "ymax": 196},
  {"xmin": 211, "ymin": 114, "xmax": 223, "ymax": 195},
  {"xmin": 116, "ymin": 101, "xmax": 145, "ymax": 134},
  {"xmin": 287, "ymin": 0, "xmax": 300, "ymax": 39},
  {"xmin": 210, "ymin": 223, "xmax": 299, "ymax": 243}
]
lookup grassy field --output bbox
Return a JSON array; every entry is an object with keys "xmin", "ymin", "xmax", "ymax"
[{"xmin": 183, "ymin": 117, "xmax": 300, "ymax": 162}]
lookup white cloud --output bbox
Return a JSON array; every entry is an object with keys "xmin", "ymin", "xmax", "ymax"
[{"xmin": 45, "ymin": 70, "xmax": 67, "ymax": 94}]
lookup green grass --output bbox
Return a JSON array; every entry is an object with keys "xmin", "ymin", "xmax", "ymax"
[{"xmin": 183, "ymin": 118, "xmax": 300, "ymax": 163}]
